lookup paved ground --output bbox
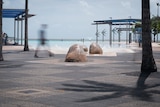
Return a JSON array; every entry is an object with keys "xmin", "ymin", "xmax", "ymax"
[{"xmin": 0, "ymin": 45, "xmax": 160, "ymax": 107}]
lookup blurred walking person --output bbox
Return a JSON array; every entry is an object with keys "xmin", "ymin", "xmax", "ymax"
[{"xmin": 34, "ymin": 24, "xmax": 54, "ymax": 58}]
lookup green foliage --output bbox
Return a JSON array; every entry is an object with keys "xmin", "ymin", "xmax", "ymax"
[
  {"xmin": 135, "ymin": 22, "xmax": 142, "ymax": 28},
  {"xmin": 132, "ymin": 22, "xmax": 142, "ymax": 33},
  {"xmin": 132, "ymin": 16, "xmax": 160, "ymax": 36},
  {"xmin": 151, "ymin": 16, "xmax": 160, "ymax": 35}
]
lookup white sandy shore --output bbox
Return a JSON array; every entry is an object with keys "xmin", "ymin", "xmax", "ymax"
[{"xmin": 2, "ymin": 45, "xmax": 24, "ymax": 51}]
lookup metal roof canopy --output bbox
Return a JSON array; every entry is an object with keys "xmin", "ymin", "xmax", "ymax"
[
  {"xmin": 92, "ymin": 18, "xmax": 142, "ymax": 45},
  {"xmin": 2, "ymin": 9, "xmax": 25, "ymax": 18},
  {"xmin": 2, "ymin": 8, "xmax": 34, "ymax": 46},
  {"xmin": 2, "ymin": 9, "xmax": 26, "ymax": 45},
  {"xmin": 93, "ymin": 19, "xmax": 141, "ymax": 25}
]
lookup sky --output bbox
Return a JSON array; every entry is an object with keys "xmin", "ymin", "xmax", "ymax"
[{"xmin": 2, "ymin": 0, "xmax": 160, "ymax": 40}]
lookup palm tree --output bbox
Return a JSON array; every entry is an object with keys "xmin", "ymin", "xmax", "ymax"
[
  {"xmin": 117, "ymin": 29, "xmax": 122, "ymax": 42},
  {"xmin": 141, "ymin": 0, "xmax": 157, "ymax": 72},
  {"xmin": 112, "ymin": 28, "xmax": 117, "ymax": 42},
  {"xmin": 0, "ymin": 0, "xmax": 3, "ymax": 61},
  {"xmin": 101, "ymin": 29, "xmax": 106, "ymax": 42},
  {"xmin": 95, "ymin": 31, "xmax": 100, "ymax": 43}
]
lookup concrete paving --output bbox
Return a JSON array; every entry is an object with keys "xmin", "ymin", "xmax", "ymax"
[{"xmin": 0, "ymin": 45, "xmax": 160, "ymax": 107}]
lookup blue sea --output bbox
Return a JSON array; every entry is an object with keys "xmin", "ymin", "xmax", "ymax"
[
  {"xmin": 26, "ymin": 39, "xmax": 135, "ymax": 54},
  {"xmin": 29, "ymin": 39, "xmax": 129, "ymax": 48},
  {"xmin": 26, "ymin": 34, "xmax": 159, "ymax": 50}
]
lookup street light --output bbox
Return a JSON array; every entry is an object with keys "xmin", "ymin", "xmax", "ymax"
[{"xmin": 157, "ymin": 3, "xmax": 160, "ymax": 17}]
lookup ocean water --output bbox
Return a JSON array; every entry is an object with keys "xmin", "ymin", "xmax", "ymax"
[{"xmin": 27, "ymin": 39, "xmax": 134, "ymax": 54}]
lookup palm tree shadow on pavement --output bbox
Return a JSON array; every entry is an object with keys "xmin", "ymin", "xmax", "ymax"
[
  {"xmin": 131, "ymin": 71, "xmax": 160, "ymax": 101},
  {"xmin": 58, "ymin": 72, "xmax": 160, "ymax": 102}
]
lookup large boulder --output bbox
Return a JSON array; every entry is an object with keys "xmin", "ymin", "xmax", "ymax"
[
  {"xmin": 65, "ymin": 44, "xmax": 88, "ymax": 62},
  {"xmin": 89, "ymin": 43, "xmax": 103, "ymax": 54}
]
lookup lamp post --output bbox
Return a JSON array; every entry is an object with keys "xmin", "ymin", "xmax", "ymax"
[{"xmin": 157, "ymin": 3, "xmax": 160, "ymax": 17}]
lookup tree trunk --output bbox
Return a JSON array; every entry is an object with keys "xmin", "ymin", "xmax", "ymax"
[
  {"xmin": 141, "ymin": 0, "xmax": 157, "ymax": 72},
  {"xmin": 0, "ymin": 0, "xmax": 3, "ymax": 61}
]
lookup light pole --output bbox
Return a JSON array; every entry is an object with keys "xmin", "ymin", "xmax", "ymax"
[{"xmin": 157, "ymin": 3, "xmax": 160, "ymax": 17}]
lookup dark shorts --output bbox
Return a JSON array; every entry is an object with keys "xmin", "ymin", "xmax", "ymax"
[{"xmin": 41, "ymin": 39, "xmax": 46, "ymax": 45}]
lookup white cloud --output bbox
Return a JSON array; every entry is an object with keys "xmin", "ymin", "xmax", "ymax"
[
  {"xmin": 79, "ymin": 0, "xmax": 94, "ymax": 16},
  {"xmin": 150, "ymin": 0, "xmax": 160, "ymax": 3},
  {"xmin": 80, "ymin": 0, "xmax": 91, "ymax": 8},
  {"xmin": 3, "ymin": 0, "xmax": 24, "ymax": 8},
  {"xmin": 121, "ymin": 1, "xmax": 132, "ymax": 9}
]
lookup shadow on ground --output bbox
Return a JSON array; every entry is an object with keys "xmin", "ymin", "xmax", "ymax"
[
  {"xmin": 0, "ymin": 61, "xmax": 25, "ymax": 68},
  {"xmin": 58, "ymin": 72, "xmax": 160, "ymax": 102}
]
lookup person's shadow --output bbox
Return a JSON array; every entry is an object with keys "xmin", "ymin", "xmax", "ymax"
[{"xmin": 58, "ymin": 71, "xmax": 160, "ymax": 102}]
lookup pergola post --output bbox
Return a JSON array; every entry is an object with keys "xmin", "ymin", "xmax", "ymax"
[
  {"xmin": 14, "ymin": 19, "xmax": 16, "ymax": 43},
  {"xmin": 109, "ymin": 23, "xmax": 112, "ymax": 46},
  {"xmin": 126, "ymin": 25, "xmax": 128, "ymax": 44},
  {"xmin": 24, "ymin": 0, "xmax": 29, "ymax": 51},
  {"xmin": 21, "ymin": 17, "xmax": 23, "ymax": 45},
  {"xmin": 17, "ymin": 17, "xmax": 19, "ymax": 44},
  {"xmin": 96, "ymin": 23, "xmax": 99, "ymax": 43},
  {"xmin": 118, "ymin": 30, "xmax": 121, "ymax": 42}
]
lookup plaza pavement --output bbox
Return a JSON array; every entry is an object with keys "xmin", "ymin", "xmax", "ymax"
[{"xmin": 0, "ymin": 43, "xmax": 160, "ymax": 107}]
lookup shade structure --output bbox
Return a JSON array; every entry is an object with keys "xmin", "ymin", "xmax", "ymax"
[
  {"xmin": 93, "ymin": 19, "xmax": 141, "ymax": 25},
  {"xmin": 92, "ymin": 18, "xmax": 142, "ymax": 45},
  {"xmin": 2, "ymin": 9, "xmax": 25, "ymax": 18},
  {"xmin": 94, "ymin": 19, "xmax": 141, "ymax": 23}
]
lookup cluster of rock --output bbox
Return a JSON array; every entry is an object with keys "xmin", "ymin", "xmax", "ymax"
[
  {"xmin": 65, "ymin": 43, "xmax": 103, "ymax": 62},
  {"xmin": 89, "ymin": 43, "xmax": 103, "ymax": 54},
  {"xmin": 65, "ymin": 44, "xmax": 88, "ymax": 62}
]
